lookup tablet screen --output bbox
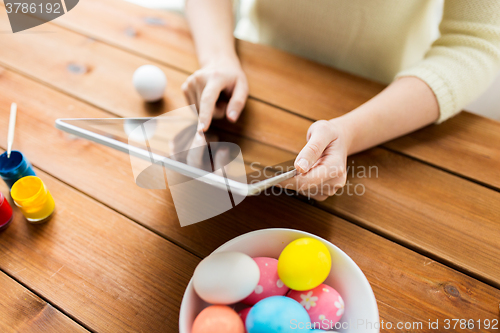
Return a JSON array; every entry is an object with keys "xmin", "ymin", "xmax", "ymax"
[{"xmin": 57, "ymin": 108, "xmax": 296, "ymax": 186}]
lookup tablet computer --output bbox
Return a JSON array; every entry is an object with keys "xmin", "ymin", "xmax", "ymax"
[{"xmin": 55, "ymin": 109, "xmax": 297, "ymax": 197}]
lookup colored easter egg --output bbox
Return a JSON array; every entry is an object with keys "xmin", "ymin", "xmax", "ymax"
[
  {"xmin": 246, "ymin": 296, "xmax": 311, "ymax": 332},
  {"xmin": 238, "ymin": 307, "xmax": 252, "ymax": 332},
  {"xmin": 277, "ymin": 238, "xmax": 331, "ymax": 291},
  {"xmin": 288, "ymin": 284, "xmax": 345, "ymax": 330},
  {"xmin": 238, "ymin": 307, "xmax": 252, "ymax": 323},
  {"xmin": 192, "ymin": 305, "xmax": 245, "ymax": 333},
  {"xmin": 193, "ymin": 252, "xmax": 260, "ymax": 304},
  {"xmin": 242, "ymin": 257, "xmax": 289, "ymax": 305}
]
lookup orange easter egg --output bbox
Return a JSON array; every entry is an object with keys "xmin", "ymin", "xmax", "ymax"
[{"xmin": 192, "ymin": 305, "xmax": 245, "ymax": 333}]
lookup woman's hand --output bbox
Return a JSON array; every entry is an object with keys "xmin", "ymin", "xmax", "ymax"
[
  {"xmin": 278, "ymin": 120, "xmax": 349, "ymax": 201},
  {"xmin": 182, "ymin": 56, "xmax": 248, "ymax": 132}
]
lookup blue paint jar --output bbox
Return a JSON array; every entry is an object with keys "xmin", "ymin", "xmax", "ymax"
[{"xmin": 0, "ymin": 151, "xmax": 36, "ymax": 188}]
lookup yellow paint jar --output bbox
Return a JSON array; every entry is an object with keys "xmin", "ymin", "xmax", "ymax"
[{"xmin": 11, "ymin": 176, "xmax": 55, "ymax": 223}]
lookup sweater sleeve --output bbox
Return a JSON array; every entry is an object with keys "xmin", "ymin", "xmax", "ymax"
[{"xmin": 395, "ymin": 0, "xmax": 500, "ymax": 123}]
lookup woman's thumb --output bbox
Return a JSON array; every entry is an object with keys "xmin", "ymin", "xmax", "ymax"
[{"xmin": 295, "ymin": 121, "xmax": 337, "ymax": 173}]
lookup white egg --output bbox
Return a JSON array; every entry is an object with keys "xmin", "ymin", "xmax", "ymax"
[
  {"xmin": 193, "ymin": 252, "xmax": 260, "ymax": 304},
  {"xmin": 133, "ymin": 65, "xmax": 167, "ymax": 102}
]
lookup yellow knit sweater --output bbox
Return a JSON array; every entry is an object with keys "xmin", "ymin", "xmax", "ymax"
[{"xmin": 234, "ymin": 0, "xmax": 500, "ymax": 123}]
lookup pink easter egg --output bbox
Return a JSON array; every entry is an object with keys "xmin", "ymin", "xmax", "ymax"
[
  {"xmin": 287, "ymin": 283, "xmax": 345, "ymax": 330},
  {"xmin": 241, "ymin": 257, "xmax": 289, "ymax": 305},
  {"xmin": 238, "ymin": 307, "xmax": 252, "ymax": 332}
]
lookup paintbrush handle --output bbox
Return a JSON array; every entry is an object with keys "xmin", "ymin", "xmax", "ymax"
[{"xmin": 7, "ymin": 103, "xmax": 17, "ymax": 158}]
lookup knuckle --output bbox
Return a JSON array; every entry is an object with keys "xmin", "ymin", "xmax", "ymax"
[
  {"xmin": 311, "ymin": 119, "xmax": 337, "ymax": 138},
  {"xmin": 200, "ymin": 94, "xmax": 213, "ymax": 105},
  {"xmin": 336, "ymin": 177, "xmax": 347, "ymax": 188},
  {"xmin": 316, "ymin": 119, "xmax": 330, "ymax": 127},
  {"xmin": 327, "ymin": 188, "xmax": 337, "ymax": 196},
  {"xmin": 305, "ymin": 142, "xmax": 322, "ymax": 157},
  {"xmin": 313, "ymin": 120, "xmax": 330, "ymax": 131},
  {"xmin": 192, "ymin": 73, "xmax": 203, "ymax": 84},
  {"xmin": 333, "ymin": 182, "xmax": 344, "ymax": 192},
  {"xmin": 308, "ymin": 120, "xmax": 327, "ymax": 139},
  {"xmin": 210, "ymin": 69, "xmax": 222, "ymax": 79},
  {"xmin": 341, "ymin": 174, "xmax": 347, "ymax": 184},
  {"xmin": 184, "ymin": 76, "xmax": 193, "ymax": 86},
  {"xmin": 231, "ymin": 99, "xmax": 244, "ymax": 110},
  {"xmin": 239, "ymin": 76, "xmax": 249, "ymax": 88},
  {"xmin": 336, "ymin": 165, "xmax": 346, "ymax": 178}
]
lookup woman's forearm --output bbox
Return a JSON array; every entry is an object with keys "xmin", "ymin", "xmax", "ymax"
[
  {"xmin": 185, "ymin": 0, "xmax": 238, "ymax": 66},
  {"xmin": 334, "ymin": 77, "xmax": 440, "ymax": 155}
]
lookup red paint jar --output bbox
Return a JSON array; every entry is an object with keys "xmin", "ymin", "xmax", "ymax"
[{"xmin": 0, "ymin": 191, "xmax": 13, "ymax": 232}]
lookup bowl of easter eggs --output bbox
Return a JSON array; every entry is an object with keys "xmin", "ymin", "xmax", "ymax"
[{"xmin": 179, "ymin": 228, "xmax": 379, "ymax": 333}]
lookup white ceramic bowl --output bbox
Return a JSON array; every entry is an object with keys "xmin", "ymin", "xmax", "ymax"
[{"xmin": 179, "ymin": 228, "xmax": 379, "ymax": 333}]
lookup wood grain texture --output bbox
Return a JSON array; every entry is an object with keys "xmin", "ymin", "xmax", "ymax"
[
  {"xmin": 0, "ymin": 21, "xmax": 498, "ymax": 289},
  {"xmin": 0, "ymin": 13, "xmax": 310, "ymax": 155},
  {"xmin": 0, "ymin": 165, "xmax": 200, "ymax": 332},
  {"xmin": 47, "ymin": 0, "xmax": 500, "ymax": 190},
  {"xmin": 385, "ymin": 112, "xmax": 500, "ymax": 189},
  {"xmin": 0, "ymin": 271, "xmax": 87, "ymax": 333},
  {"xmin": 52, "ymin": 0, "xmax": 383, "ymax": 119},
  {"xmin": 0, "ymin": 6, "xmax": 500, "ymax": 330},
  {"xmin": 0, "ymin": 70, "xmax": 499, "ymax": 331}
]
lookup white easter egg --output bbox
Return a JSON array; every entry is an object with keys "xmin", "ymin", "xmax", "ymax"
[
  {"xmin": 133, "ymin": 65, "xmax": 167, "ymax": 102},
  {"xmin": 193, "ymin": 252, "xmax": 260, "ymax": 304}
]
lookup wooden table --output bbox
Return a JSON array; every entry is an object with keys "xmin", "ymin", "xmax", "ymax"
[{"xmin": 0, "ymin": 1, "xmax": 499, "ymax": 332}]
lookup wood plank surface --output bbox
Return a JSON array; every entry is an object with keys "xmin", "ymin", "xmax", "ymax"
[
  {"xmin": 0, "ymin": 18, "xmax": 499, "ymax": 289},
  {"xmin": 51, "ymin": 0, "xmax": 383, "ymax": 118},
  {"xmin": 0, "ymin": 70, "xmax": 500, "ymax": 331},
  {"xmin": 385, "ymin": 112, "xmax": 500, "ymax": 190},
  {"xmin": 46, "ymin": 0, "xmax": 500, "ymax": 190},
  {"xmin": 1, "ymin": 5, "xmax": 500, "ymax": 330},
  {"xmin": 0, "ymin": 271, "xmax": 87, "ymax": 333},
  {"xmin": 0, "ymin": 165, "xmax": 200, "ymax": 332},
  {"xmin": 0, "ymin": 12, "xmax": 309, "ymax": 154}
]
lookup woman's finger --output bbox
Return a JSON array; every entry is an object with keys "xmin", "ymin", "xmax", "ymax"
[
  {"xmin": 279, "ymin": 152, "xmax": 346, "ymax": 192},
  {"xmin": 321, "ymin": 178, "xmax": 345, "ymax": 196},
  {"xmin": 182, "ymin": 80, "xmax": 197, "ymax": 110},
  {"xmin": 309, "ymin": 176, "xmax": 346, "ymax": 200},
  {"xmin": 186, "ymin": 131, "xmax": 209, "ymax": 169},
  {"xmin": 198, "ymin": 78, "xmax": 225, "ymax": 131},
  {"xmin": 308, "ymin": 194, "xmax": 329, "ymax": 201},
  {"xmin": 226, "ymin": 77, "xmax": 249, "ymax": 122},
  {"xmin": 297, "ymin": 178, "xmax": 343, "ymax": 200},
  {"xmin": 294, "ymin": 120, "xmax": 337, "ymax": 173}
]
